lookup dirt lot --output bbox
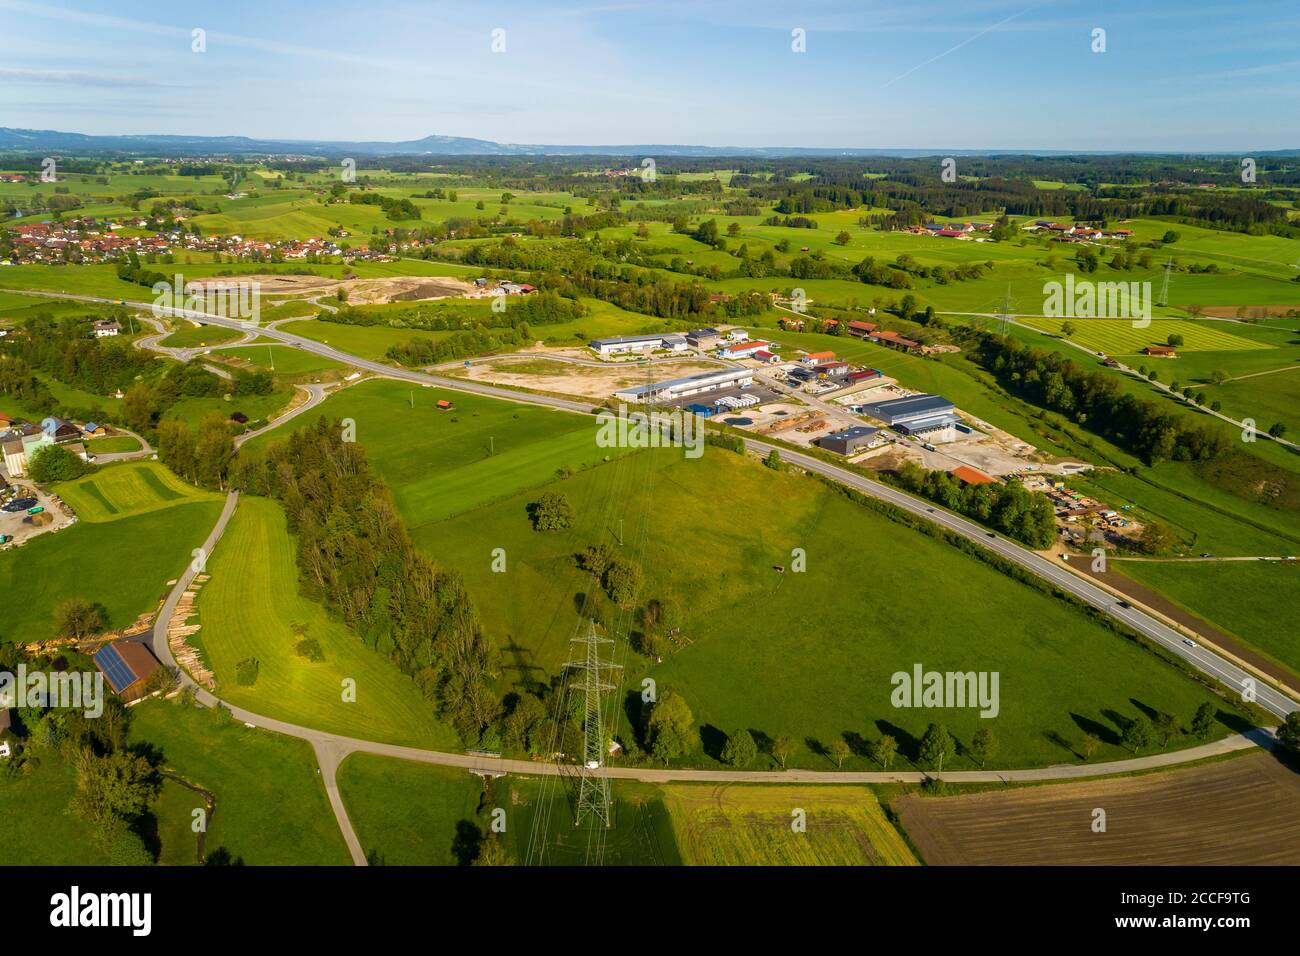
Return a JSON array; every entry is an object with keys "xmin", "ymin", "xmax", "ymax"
[
  {"xmin": 896, "ymin": 752, "xmax": 1300, "ymax": 865},
  {"xmin": 446, "ymin": 354, "xmax": 721, "ymax": 400},
  {"xmin": 185, "ymin": 274, "xmax": 475, "ymax": 305},
  {"xmin": 0, "ymin": 482, "xmax": 76, "ymax": 547}
]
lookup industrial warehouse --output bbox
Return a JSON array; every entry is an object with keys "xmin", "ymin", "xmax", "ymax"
[
  {"xmin": 614, "ymin": 368, "xmax": 755, "ymax": 403},
  {"xmin": 856, "ymin": 394, "xmax": 959, "ymax": 435},
  {"xmin": 588, "ymin": 333, "xmax": 688, "ymax": 357}
]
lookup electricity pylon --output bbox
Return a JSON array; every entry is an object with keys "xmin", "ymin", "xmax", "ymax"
[
  {"xmin": 1157, "ymin": 257, "xmax": 1173, "ymax": 308},
  {"xmin": 998, "ymin": 284, "xmax": 1014, "ymax": 335},
  {"xmin": 565, "ymin": 622, "xmax": 622, "ymax": 828}
]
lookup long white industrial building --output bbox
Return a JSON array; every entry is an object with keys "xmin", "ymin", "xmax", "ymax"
[{"xmin": 613, "ymin": 368, "xmax": 754, "ymax": 403}]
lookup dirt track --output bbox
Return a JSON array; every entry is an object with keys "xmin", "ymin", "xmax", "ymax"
[{"xmin": 896, "ymin": 752, "xmax": 1300, "ymax": 865}]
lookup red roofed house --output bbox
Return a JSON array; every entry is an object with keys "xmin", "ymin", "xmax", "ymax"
[
  {"xmin": 802, "ymin": 350, "xmax": 837, "ymax": 366},
  {"xmin": 847, "ymin": 320, "xmax": 878, "ymax": 338},
  {"xmin": 721, "ymin": 340, "xmax": 769, "ymax": 359},
  {"xmin": 1142, "ymin": 345, "xmax": 1177, "ymax": 358},
  {"xmin": 868, "ymin": 330, "xmax": 921, "ymax": 352}
]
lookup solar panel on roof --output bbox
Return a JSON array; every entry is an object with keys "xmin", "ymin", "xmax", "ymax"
[{"xmin": 94, "ymin": 645, "xmax": 136, "ymax": 693}]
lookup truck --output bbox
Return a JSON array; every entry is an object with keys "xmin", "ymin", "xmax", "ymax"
[{"xmin": 26, "ymin": 506, "xmax": 44, "ymax": 516}]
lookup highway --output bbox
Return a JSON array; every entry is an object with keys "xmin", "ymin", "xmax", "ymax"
[{"xmin": 25, "ymin": 287, "xmax": 1300, "ymax": 720}]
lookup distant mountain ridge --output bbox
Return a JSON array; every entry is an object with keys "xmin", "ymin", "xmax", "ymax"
[{"xmin": 0, "ymin": 127, "xmax": 1295, "ymax": 158}]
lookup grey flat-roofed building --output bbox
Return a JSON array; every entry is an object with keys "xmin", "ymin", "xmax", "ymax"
[
  {"xmin": 895, "ymin": 413, "xmax": 959, "ymax": 435},
  {"xmin": 614, "ymin": 367, "xmax": 754, "ymax": 403},
  {"xmin": 818, "ymin": 425, "xmax": 880, "ymax": 455},
  {"xmin": 686, "ymin": 327, "xmax": 721, "ymax": 348},
  {"xmin": 857, "ymin": 393, "xmax": 954, "ymax": 426},
  {"xmin": 589, "ymin": 333, "xmax": 686, "ymax": 357}
]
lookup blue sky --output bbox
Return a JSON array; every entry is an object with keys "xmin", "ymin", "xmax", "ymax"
[{"xmin": 1, "ymin": 0, "xmax": 1297, "ymax": 150}]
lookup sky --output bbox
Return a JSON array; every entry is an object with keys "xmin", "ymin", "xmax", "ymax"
[{"xmin": 0, "ymin": 0, "xmax": 1297, "ymax": 151}]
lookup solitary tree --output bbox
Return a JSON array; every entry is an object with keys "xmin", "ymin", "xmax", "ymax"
[
  {"xmin": 771, "ymin": 733, "xmax": 796, "ymax": 768},
  {"xmin": 919, "ymin": 723, "xmax": 955, "ymax": 772},
  {"xmin": 871, "ymin": 735, "xmax": 898, "ymax": 769},
  {"xmin": 1122, "ymin": 715, "xmax": 1154, "ymax": 754},
  {"xmin": 1191, "ymin": 702, "xmax": 1216, "ymax": 740},
  {"xmin": 970, "ymin": 728, "xmax": 997, "ymax": 769},
  {"xmin": 834, "ymin": 230, "xmax": 852, "ymax": 246},
  {"xmin": 530, "ymin": 492, "xmax": 574, "ymax": 531},
  {"xmin": 55, "ymin": 599, "xmax": 108, "ymax": 639},
  {"xmin": 1081, "ymin": 733, "xmax": 1101, "ymax": 761},
  {"xmin": 829, "ymin": 738, "xmax": 852, "ymax": 768},
  {"xmin": 1278, "ymin": 711, "xmax": 1300, "ymax": 752},
  {"xmin": 646, "ymin": 690, "xmax": 695, "ymax": 762},
  {"xmin": 721, "ymin": 729, "xmax": 758, "ymax": 768},
  {"xmin": 1154, "ymin": 713, "xmax": 1183, "ymax": 748}
]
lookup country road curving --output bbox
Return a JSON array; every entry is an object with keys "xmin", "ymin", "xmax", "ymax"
[{"xmin": 16, "ymin": 287, "xmax": 1296, "ymax": 864}]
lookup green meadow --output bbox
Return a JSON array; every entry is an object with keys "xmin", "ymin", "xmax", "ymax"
[
  {"xmin": 1017, "ymin": 316, "xmax": 1271, "ymax": 355},
  {"xmin": 55, "ymin": 460, "xmax": 219, "ymax": 522},
  {"xmin": 0, "ymin": 498, "xmax": 222, "ymax": 644},
  {"xmin": 1115, "ymin": 560, "xmax": 1300, "ymax": 676},
  {"xmin": 418, "ymin": 443, "xmax": 1245, "ymax": 770},
  {"xmin": 245, "ymin": 378, "xmax": 628, "ymax": 532},
  {"xmin": 193, "ymin": 496, "xmax": 458, "ymax": 749},
  {"xmin": 128, "ymin": 698, "xmax": 351, "ymax": 865},
  {"xmin": 159, "ymin": 323, "xmax": 244, "ymax": 349}
]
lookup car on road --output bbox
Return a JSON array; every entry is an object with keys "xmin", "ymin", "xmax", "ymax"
[
  {"xmin": 1117, "ymin": 600, "xmax": 1132, "ymax": 609},
  {"xmin": 1182, "ymin": 638, "xmax": 1197, "ymax": 648},
  {"xmin": 926, "ymin": 507, "xmax": 935, "ymax": 513},
  {"xmin": 985, "ymin": 532, "xmax": 996, "ymax": 538}
]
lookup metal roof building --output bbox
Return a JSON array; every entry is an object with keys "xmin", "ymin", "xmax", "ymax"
[
  {"xmin": 856, "ymin": 393, "xmax": 955, "ymax": 426},
  {"xmin": 93, "ymin": 641, "xmax": 162, "ymax": 703},
  {"xmin": 588, "ymin": 333, "xmax": 688, "ymax": 357},
  {"xmin": 818, "ymin": 425, "xmax": 881, "ymax": 455},
  {"xmin": 613, "ymin": 368, "xmax": 754, "ymax": 403}
]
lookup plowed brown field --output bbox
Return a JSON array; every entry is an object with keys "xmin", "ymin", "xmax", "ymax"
[{"xmin": 896, "ymin": 753, "xmax": 1300, "ymax": 865}]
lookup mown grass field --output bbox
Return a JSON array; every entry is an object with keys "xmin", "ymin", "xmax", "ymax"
[
  {"xmin": 128, "ymin": 698, "xmax": 351, "ymax": 865},
  {"xmin": 159, "ymin": 323, "xmax": 244, "ymax": 349},
  {"xmin": 193, "ymin": 496, "xmax": 457, "ymax": 749},
  {"xmin": 422, "ymin": 444, "xmax": 1245, "ymax": 770},
  {"xmin": 218, "ymin": 344, "xmax": 345, "ymax": 376},
  {"xmin": 245, "ymin": 378, "xmax": 628, "ymax": 531},
  {"xmin": 85, "ymin": 434, "xmax": 142, "ymax": 455},
  {"xmin": 337, "ymin": 753, "xmax": 487, "ymax": 865},
  {"xmin": 0, "ymin": 498, "xmax": 221, "ymax": 644},
  {"xmin": 661, "ymin": 783, "xmax": 917, "ymax": 866},
  {"xmin": 1115, "ymin": 559, "xmax": 1300, "ymax": 674},
  {"xmin": 1017, "ymin": 316, "xmax": 1271, "ymax": 355},
  {"xmin": 55, "ymin": 461, "xmax": 219, "ymax": 522}
]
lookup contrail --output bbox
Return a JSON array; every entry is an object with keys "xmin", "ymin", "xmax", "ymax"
[{"xmin": 882, "ymin": 3, "xmax": 1044, "ymax": 89}]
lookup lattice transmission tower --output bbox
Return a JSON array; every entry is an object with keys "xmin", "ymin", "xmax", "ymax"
[{"xmin": 565, "ymin": 622, "xmax": 622, "ymax": 828}]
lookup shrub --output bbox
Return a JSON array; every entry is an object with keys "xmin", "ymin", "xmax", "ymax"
[
  {"xmin": 235, "ymin": 657, "xmax": 260, "ymax": 686},
  {"xmin": 529, "ymin": 492, "xmax": 574, "ymax": 531}
]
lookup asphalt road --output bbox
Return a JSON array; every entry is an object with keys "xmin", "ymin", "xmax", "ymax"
[{"xmin": 31, "ymin": 287, "xmax": 1298, "ymax": 720}]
